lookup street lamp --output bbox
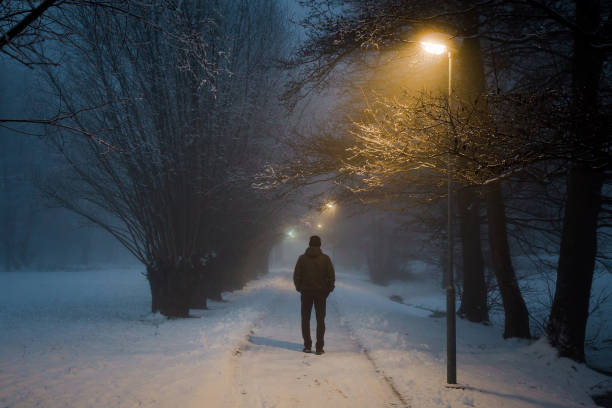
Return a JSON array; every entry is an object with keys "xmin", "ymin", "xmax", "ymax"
[
  {"xmin": 420, "ymin": 41, "xmax": 447, "ymax": 56},
  {"xmin": 420, "ymin": 36, "xmax": 456, "ymax": 385}
]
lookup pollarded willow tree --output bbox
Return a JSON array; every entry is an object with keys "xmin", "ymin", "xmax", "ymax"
[{"xmin": 41, "ymin": 0, "xmax": 291, "ymax": 317}]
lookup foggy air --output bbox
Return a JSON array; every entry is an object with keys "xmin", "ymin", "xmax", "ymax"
[{"xmin": 1, "ymin": 1, "xmax": 611, "ymax": 407}]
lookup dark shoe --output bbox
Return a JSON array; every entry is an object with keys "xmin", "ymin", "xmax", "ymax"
[
  {"xmin": 303, "ymin": 347, "xmax": 312, "ymax": 353},
  {"xmin": 315, "ymin": 349, "xmax": 324, "ymax": 355}
]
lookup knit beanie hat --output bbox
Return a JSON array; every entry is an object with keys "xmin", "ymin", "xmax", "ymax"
[{"xmin": 309, "ymin": 235, "xmax": 322, "ymax": 247}]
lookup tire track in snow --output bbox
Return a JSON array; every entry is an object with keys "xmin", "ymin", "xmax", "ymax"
[{"xmin": 329, "ymin": 297, "xmax": 411, "ymax": 408}]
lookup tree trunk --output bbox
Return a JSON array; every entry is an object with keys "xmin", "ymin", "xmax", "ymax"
[
  {"xmin": 190, "ymin": 266, "xmax": 208, "ymax": 309},
  {"xmin": 548, "ymin": 167, "xmax": 604, "ymax": 360},
  {"xmin": 367, "ymin": 216, "xmax": 394, "ymax": 284},
  {"xmin": 453, "ymin": 11, "xmax": 488, "ymax": 323},
  {"xmin": 147, "ymin": 265, "xmax": 162, "ymax": 313},
  {"xmin": 486, "ymin": 181, "xmax": 531, "ymax": 338},
  {"xmin": 457, "ymin": 186, "xmax": 489, "ymax": 323},
  {"xmin": 147, "ymin": 262, "xmax": 194, "ymax": 318},
  {"xmin": 547, "ymin": 0, "xmax": 605, "ymax": 362}
]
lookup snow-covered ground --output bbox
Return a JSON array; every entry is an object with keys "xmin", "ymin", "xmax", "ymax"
[{"xmin": 1, "ymin": 267, "xmax": 611, "ymax": 407}]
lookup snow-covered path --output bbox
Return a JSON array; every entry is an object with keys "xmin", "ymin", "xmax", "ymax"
[
  {"xmin": 230, "ymin": 286, "xmax": 406, "ymax": 407},
  {"xmin": 1, "ymin": 268, "xmax": 611, "ymax": 407}
]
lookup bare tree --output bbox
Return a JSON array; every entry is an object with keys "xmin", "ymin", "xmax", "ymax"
[
  {"xmin": 41, "ymin": 0, "xmax": 290, "ymax": 317},
  {"xmin": 547, "ymin": 0, "xmax": 610, "ymax": 362},
  {"xmin": 275, "ymin": 0, "xmax": 609, "ymax": 344},
  {"xmin": 0, "ymin": 0, "xmax": 62, "ymax": 66}
]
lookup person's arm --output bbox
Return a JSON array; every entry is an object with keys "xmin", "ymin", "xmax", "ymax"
[
  {"xmin": 327, "ymin": 257, "xmax": 335, "ymax": 292},
  {"xmin": 293, "ymin": 257, "xmax": 302, "ymax": 292}
]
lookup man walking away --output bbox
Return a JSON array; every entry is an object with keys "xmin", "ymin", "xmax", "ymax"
[{"xmin": 293, "ymin": 235, "xmax": 335, "ymax": 355}]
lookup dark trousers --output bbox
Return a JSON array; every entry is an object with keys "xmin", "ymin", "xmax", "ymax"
[{"xmin": 300, "ymin": 291, "xmax": 327, "ymax": 350}]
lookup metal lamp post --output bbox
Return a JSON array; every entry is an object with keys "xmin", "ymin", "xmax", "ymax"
[{"xmin": 420, "ymin": 38, "xmax": 456, "ymax": 385}]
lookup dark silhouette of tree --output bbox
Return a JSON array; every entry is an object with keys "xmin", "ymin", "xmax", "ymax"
[
  {"xmin": 547, "ymin": 0, "xmax": 610, "ymax": 362},
  {"xmin": 278, "ymin": 0, "xmax": 538, "ymax": 335},
  {"xmin": 41, "ymin": 0, "xmax": 290, "ymax": 317}
]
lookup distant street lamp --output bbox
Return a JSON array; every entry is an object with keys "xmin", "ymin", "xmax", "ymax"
[
  {"xmin": 323, "ymin": 201, "xmax": 337, "ymax": 256},
  {"xmin": 420, "ymin": 35, "xmax": 456, "ymax": 385}
]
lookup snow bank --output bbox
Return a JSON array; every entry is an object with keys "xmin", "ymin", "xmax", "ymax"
[
  {"xmin": 0, "ymin": 269, "xmax": 269, "ymax": 407},
  {"xmin": 333, "ymin": 269, "xmax": 612, "ymax": 407}
]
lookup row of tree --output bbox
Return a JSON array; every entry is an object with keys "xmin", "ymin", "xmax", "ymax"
[
  {"xmin": 272, "ymin": 0, "xmax": 611, "ymax": 363},
  {"xmin": 1, "ymin": 0, "xmax": 294, "ymax": 317}
]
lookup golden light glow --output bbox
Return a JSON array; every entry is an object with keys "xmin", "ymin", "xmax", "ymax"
[
  {"xmin": 317, "ymin": 224, "xmax": 323, "ymax": 229},
  {"xmin": 420, "ymin": 41, "xmax": 447, "ymax": 55},
  {"xmin": 325, "ymin": 202, "xmax": 335, "ymax": 209}
]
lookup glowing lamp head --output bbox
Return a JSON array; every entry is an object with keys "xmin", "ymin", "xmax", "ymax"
[
  {"xmin": 317, "ymin": 223, "xmax": 323, "ymax": 229},
  {"xmin": 287, "ymin": 229, "xmax": 296, "ymax": 238},
  {"xmin": 325, "ymin": 202, "xmax": 335, "ymax": 209},
  {"xmin": 421, "ymin": 41, "xmax": 447, "ymax": 55}
]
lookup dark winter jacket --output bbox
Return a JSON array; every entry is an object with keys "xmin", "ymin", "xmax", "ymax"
[{"xmin": 293, "ymin": 247, "xmax": 335, "ymax": 293}]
